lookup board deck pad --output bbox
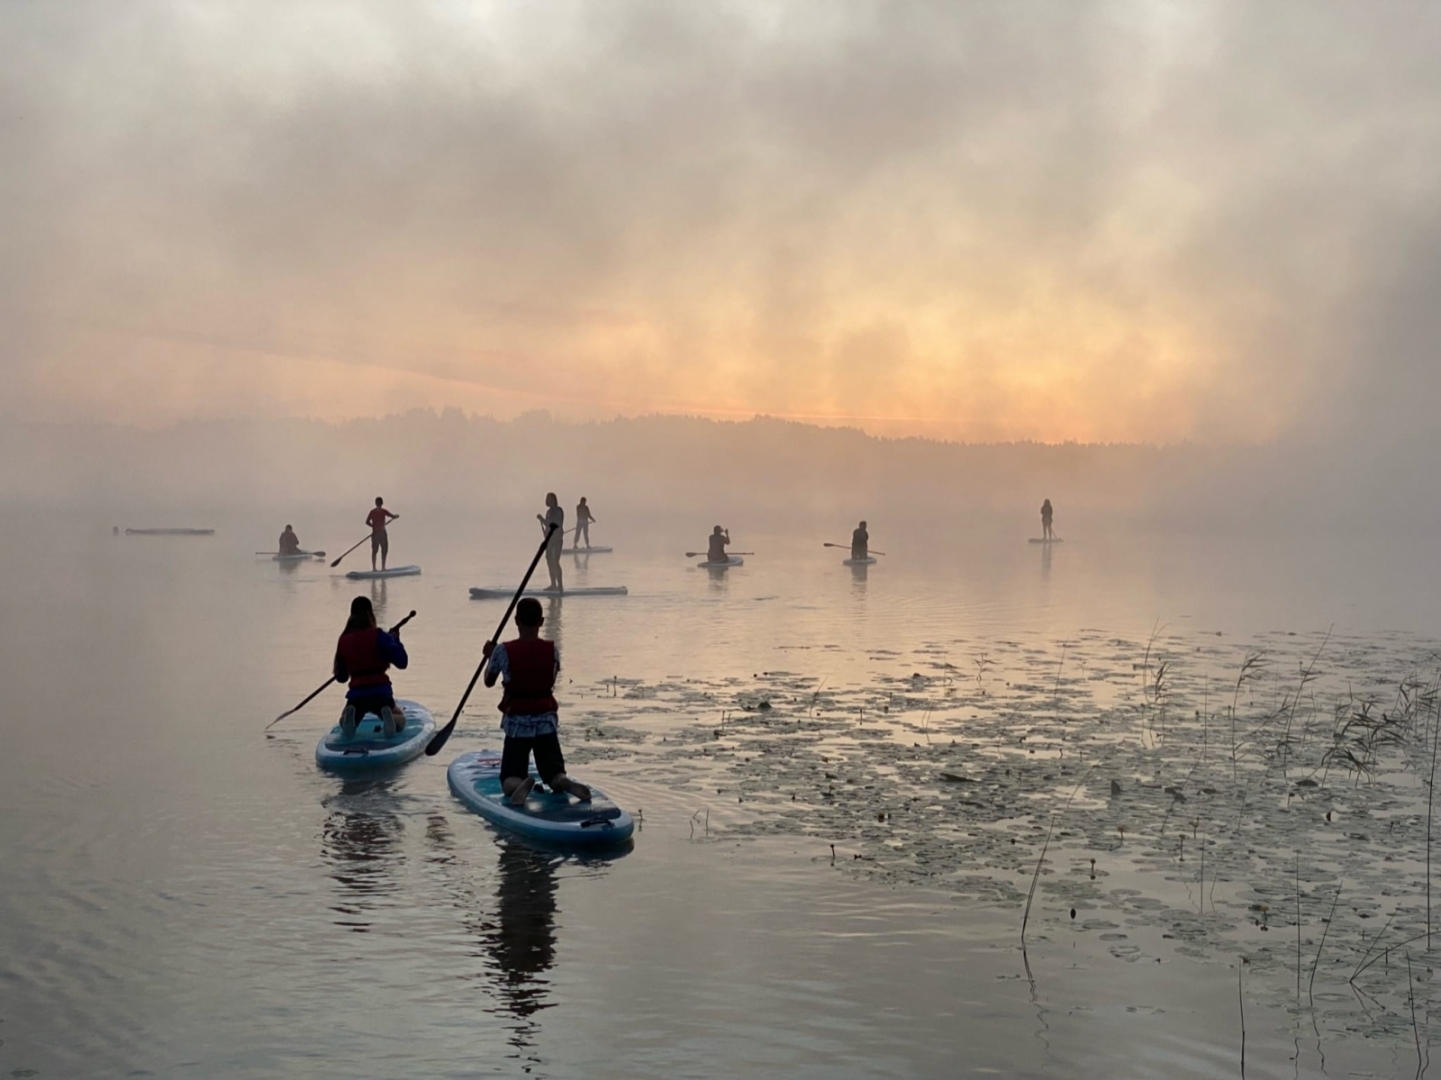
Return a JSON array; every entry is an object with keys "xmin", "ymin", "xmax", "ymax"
[
  {"xmin": 447, "ymin": 750, "xmax": 634, "ymax": 845},
  {"xmin": 315, "ymin": 699, "xmax": 435, "ymax": 771}
]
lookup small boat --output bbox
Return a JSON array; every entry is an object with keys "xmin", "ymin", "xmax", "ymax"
[
  {"xmin": 468, "ymin": 585, "xmax": 628, "ymax": 599},
  {"xmin": 125, "ymin": 528, "xmax": 215, "ymax": 536},
  {"xmin": 447, "ymin": 750, "xmax": 634, "ymax": 846},
  {"xmin": 345, "ymin": 565, "xmax": 422, "ymax": 580},
  {"xmin": 843, "ymin": 556, "xmax": 877, "ymax": 566},
  {"xmin": 560, "ymin": 546, "xmax": 613, "ymax": 555},
  {"xmin": 315, "ymin": 699, "xmax": 435, "ymax": 772},
  {"xmin": 697, "ymin": 555, "xmax": 744, "ymax": 568}
]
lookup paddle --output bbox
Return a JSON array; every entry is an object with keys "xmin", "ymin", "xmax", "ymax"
[
  {"xmin": 425, "ymin": 524, "xmax": 559, "ymax": 757},
  {"xmin": 330, "ymin": 517, "xmax": 398, "ymax": 568},
  {"xmin": 686, "ymin": 551, "xmax": 755, "ymax": 558},
  {"xmin": 823, "ymin": 542, "xmax": 887, "ymax": 556},
  {"xmin": 264, "ymin": 610, "xmax": 417, "ymax": 731}
]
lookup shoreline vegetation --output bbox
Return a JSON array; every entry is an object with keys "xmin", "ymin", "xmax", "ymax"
[{"xmin": 564, "ymin": 624, "xmax": 1441, "ymax": 1051}]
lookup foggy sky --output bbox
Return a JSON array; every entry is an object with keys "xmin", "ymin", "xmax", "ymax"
[{"xmin": 5, "ymin": 1, "xmax": 1441, "ymax": 446}]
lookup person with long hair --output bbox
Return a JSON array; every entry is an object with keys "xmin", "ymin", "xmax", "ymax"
[{"xmin": 333, "ymin": 596, "xmax": 409, "ymax": 738}]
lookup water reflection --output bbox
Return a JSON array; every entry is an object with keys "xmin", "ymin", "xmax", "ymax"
[
  {"xmin": 542, "ymin": 595, "xmax": 564, "ymax": 652},
  {"xmin": 1039, "ymin": 539, "xmax": 1052, "ymax": 586},
  {"xmin": 706, "ymin": 565, "xmax": 730, "ymax": 594},
  {"xmin": 319, "ymin": 778, "xmax": 403, "ymax": 933},
  {"xmin": 850, "ymin": 562, "xmax": 869, "ymax": 598}
]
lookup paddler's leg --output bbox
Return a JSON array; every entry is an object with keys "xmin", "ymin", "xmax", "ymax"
[
  {"xmin": 537, "ymin": 735, "xmax": 591, "ymax": 801},
  {"xmin": 501, "ymin": 737, "xmax": 537, "ymax": 805},
  {"xmin": 371, "ymin": 531, "xmax": 381, "ymax": 570},
  {"xmin": 380, "ymin": 530, "xmax": 389, "ymax": 570},
  {"xmin": 341, "ymin": 703, "xmax": 357, "ymax": 738}
]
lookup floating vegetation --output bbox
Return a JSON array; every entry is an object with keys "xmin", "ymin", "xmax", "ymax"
[{"xmin": 562, "ymin": 625, "xmax": 1441, "ymax": 1043}]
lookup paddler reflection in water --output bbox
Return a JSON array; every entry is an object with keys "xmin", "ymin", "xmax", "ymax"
[
  {"xmin": 278, "ymin": 524, "xmax": 301, "ymax": 555},
  {"xmin": 333, "ymin": 596, "xmax": 409, "ymax": 739},
  {"xmin": 851, "ymin": 520, "xmax": 869, "ymax": 560},
  {"xmin": 482, "ymin": 598, "xmax": 591, "ymax": 806},
  {"xmin": 707, "ymin": 526, "xmax": 730, "ymax": 563}
]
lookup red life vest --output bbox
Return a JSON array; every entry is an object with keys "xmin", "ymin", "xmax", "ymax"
[
  {"xmin": 336, "ymin": 627, "xmax": 392, "ymax": 691},
  {"xmin": 499, "ymin": 638, "xmax": 558, "ymax": 716}
]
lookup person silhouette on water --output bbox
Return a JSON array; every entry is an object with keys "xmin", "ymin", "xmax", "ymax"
[
  {"xmin": 483, "ymin": 598, "xmax": 591, "ymax": 806},
  {"xmin": 537, "ymin": 493, "xmax": 564, "ymax": 590},
  {"xmin": 278, "ymin": 524, "xmax": 301, "ymax": 556},
  {"xmin": 366, "ymin": 497, "xmax": 398, "ymax": 570},
  {"xmin": 707, "ymin": 526, "xmax": 730, "ymax": 564},
  {"xmin": 333, "ymin": 595, "xmax": 409, "ymax": 739},
  {"xmin": 574, "ymin": 497, "xmax": 597, "ymax": 549},
  {"xmin": 851, "ymin": 521, "xmax": 869, "ymax": 560},
  {"xmin": 1040, "ymin": 499, "xmax": 1054, "ymax": 541}
]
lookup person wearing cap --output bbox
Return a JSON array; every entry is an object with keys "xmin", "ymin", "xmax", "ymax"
[{"xmin": 482, "ymin": 598, "xmax": 591, "ymax": 806}]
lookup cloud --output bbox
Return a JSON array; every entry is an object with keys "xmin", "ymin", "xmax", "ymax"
[{"xmin": 4, "ymin": 0, "xmax": 1441, "ymax": 446}]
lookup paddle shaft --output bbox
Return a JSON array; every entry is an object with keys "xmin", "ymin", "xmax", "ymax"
[
  {"xmin": 265, "ymin": 610, "xmax": 416, "ymax": 730},
  {"xmin": 330, "ymin": 516, "xmax": 398, "ymax": 568},
  {"xmin": 426, "ymin": 524, "xmax": 558, "ymax": 756},
  {"xmin": 824, "ymin": 542, "xmax": 886, "ymax": 555}
]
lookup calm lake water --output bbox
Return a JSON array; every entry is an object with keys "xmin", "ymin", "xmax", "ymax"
[{"xmin": 2, "ymin": 508, "xmax": 1439, "ymax": 1077}]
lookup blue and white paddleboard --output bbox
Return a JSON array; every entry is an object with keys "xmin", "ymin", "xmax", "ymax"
[
  {"xmin": 315, "ymin": 699, "xmax": 435, "ymax": 771},
  {"xmin": 346, "ymin": 565, "xmax": 422, "ymax": 580},
  {"xmin": 468, "ymin": 585, "xmax": 628, "ymax": 599},
  {"xmin": 447, "ymin": 750, "xmax": 634, "ymax": 846}
]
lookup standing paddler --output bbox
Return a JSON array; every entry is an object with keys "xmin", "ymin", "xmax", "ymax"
[
  {"xmin": 334, "ymin": 596, "xmax": 409, "ymax": 738},
  {"xmin": 537, "ymin": 493, "xmax": 564, "ymax": 591},
  {"xmin": 574, "ymin": 497, "xmax": 597, "ymax": 550},
  {"xmin": 851, "ymin": 520, "xmax": 869, "ymax": 561},
  {"xmin": 482, "ymin": 598, "xmax": 591, "ymax": 805},
  {"xmin": 1040, "ymin": 499, "xmax": 1054, "ymax": 541},
  {"xmin": 366, "ymin": 496, "xmax": 398, "ymax": 571}
]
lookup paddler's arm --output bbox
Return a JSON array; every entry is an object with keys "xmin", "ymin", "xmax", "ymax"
[
  {"xmin": 482, "ymin": 641, "xmax": 501, "ymax": 688},
  {"xmin": 376, "ymin": 629, "xmax": 408, "ymax": 670},
  {"xmin": 333, "ymin": 652, "xmax": 350, "ymax": 684}
]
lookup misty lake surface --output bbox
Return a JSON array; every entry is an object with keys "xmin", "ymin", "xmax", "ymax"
[{"xmin": 3, "ymin": 509, "xmax": 1441, "ymax": 1078}]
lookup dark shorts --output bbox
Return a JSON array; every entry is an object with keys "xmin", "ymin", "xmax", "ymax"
[
  {"xmin": 347, "ymin": 693, "xmax": 397, "ymax": 721},
  {"xmin": 370, "ymin": 530, "xmax": 388, "ymax": 555},
  {"xmin": 501, "ymin": 733, "xmax": 566, "ymax": 784}
]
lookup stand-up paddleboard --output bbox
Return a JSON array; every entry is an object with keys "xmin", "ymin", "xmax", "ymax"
[
  {"xmin": 272, "ymin": 551, "xmax": 325, "ymax": 561},
  {"xmin": 315, "ymin": 700, "xmax": 435, "ymax": 771},
  {"xmin": 1028, "ymin": 538, "xmax": 1063, "ymax": 544},
  {"xmin": 126, "ymin": 528, "xmax": 215, "ymax": 536},
  {"xmin": 843, "ymin": 556, "xmax": 877, "ymax": 566},
  {"xmin": 469, "ymin": 585, "xmax": 628, "ymax": 599},
  {"xmin": 345, "ymin": 565, "xmax": 422, "ymax": 580},
  {"xmin": 698, "ymin": 555, "xmax": 744, "ymax": 568},
  {"xmin": 561, "ymin": 546, "xmax": 613, "ymax": 555},
  {"xmin": 447, "ymin": 750, "xmax": 634, "ymax": 846}
]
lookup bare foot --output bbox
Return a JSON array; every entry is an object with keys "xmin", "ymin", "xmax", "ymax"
[
  {"xmin": 553, "ymin": 775, "xmax": 592, "ymax": 801},
  {"xmin": 506, "ymin": 776, "xmax": 536, "ymax": 806}
]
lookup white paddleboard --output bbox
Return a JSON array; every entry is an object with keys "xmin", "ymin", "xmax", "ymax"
[
  {"xmin": 346, "ymin": 565, "xmax": 422, "ymax": 579},
  {"xmin": 697, "ymin": 555, "xmax": 743, "ymax": 568},
  {"xmin": 273, "ymin": 551, "xmax": 324, "ymax": 561},
  {"xmin": 126, "ymin": 528, "xmax": 215, "ymax": 536},
  {"xmin": 561, "ymin": 546, "xmax": 613, "ymax": 555},
  {"xmin": 1028, "ymin": 538, "xmax": 1063, "ymax": 544},
  {"xmin": 315, "ymin": 699, "xmax": 435, "ymax": 771},
  {"xmin": 843, "ymin": 556, "xmax": 877, "ymax": 565},
  {"xmin": 469, "ymin": 585, "xmax": 628, "ymax": 599}
]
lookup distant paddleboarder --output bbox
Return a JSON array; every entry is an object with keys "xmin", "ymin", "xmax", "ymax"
[
  {"xmin": 574, "ymin": 497, "xmax": 597, "ymax": 549},
  {"xmin": 851, "ymin": 521, "xmax": 869, "ymax": 561},
  {"xmin": 1040, "ymin": 499, "xmax": 1054, "ymax": 541},
  {"xmin": 278, "ymin": 524, "xmax": 301, "ymax": 556},
  {"xmin": 537, "ymin": 493, "xmax": 564, "ymax": 591},
  {"xmin": 482, "ymin": 598, "xmax": 591, "ymax": 806},
  {"xmin": 707, "ymin": 526, "xmax": 730, "ymax": 563},
  {"xmin": 333, "ymin": 596, "xmax": 409, "ymax": 738},
  {"xmin": 366, "ymin": 497, "xmax": 398, "ymax": 571}
]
